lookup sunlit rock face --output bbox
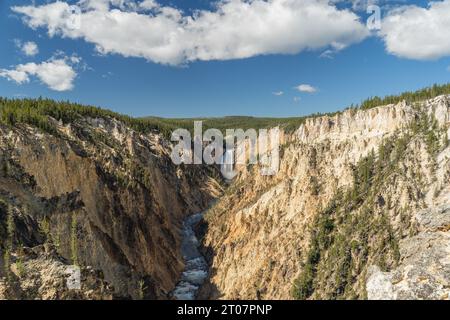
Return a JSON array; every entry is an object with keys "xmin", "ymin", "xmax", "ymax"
[
  {"xmin": 367, "ymin": 202, "xmax": 450, "ymax": 300},
  {"xmin": 200, "ymin": 95, "xmax": 450, "ymax": 300}
]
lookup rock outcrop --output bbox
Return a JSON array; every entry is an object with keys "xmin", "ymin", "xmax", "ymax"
[
  {"xmin": 0, "ymin": 244, "xmax": 114, "ymax": 300},
  {"xmin": 367, "ymin": 200, "xmax": 450, "ymax": 300}
]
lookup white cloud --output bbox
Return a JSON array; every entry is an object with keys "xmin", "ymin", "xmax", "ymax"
[
  {"xmin": 272, "ymin": 91, "xmax": 284, "ymax": 96},
  {"xmin": 293, "ymin": 96, "xmax": 301, "ymax": 102},
  {"xmin": 295, "ymin": 84, "xmax": 318, "ymax": 93},
  {"xmin": 14, "ymin": 40, "xmax": 39, "ymax": 56},
  {"xmin": 12, "ymin": 0, "xmax": 369, "ymax": 65},
  {"xmin": 139, "ymin": 0, "xmax": 158, "ymax": 10},
  {"xmin": 379, "ymin": 0, "xmax": 450, "ymax": 60},
  {"xmin": 0, "ymin": 55, "xmax": 78, "ymax": 91},
  {"xmin": 0, "ymin": 69, "xmax": 30, "ymax": 84},
  {"xmin": 22, "ymin": 41, "xmax": 39, "ymax": 56}
]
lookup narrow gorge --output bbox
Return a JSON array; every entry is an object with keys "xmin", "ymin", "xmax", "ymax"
[{"xmin": 0, "ymin": 92, "xmax": 449, "ymax": 300}]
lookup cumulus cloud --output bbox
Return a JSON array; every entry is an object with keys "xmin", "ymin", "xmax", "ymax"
[
  {"xmin": 0, "ymin": 69, "xmax": 30, "ymax": 84},
  {"xmin": 295, "ymin": 84, "xmax": 318, "ymax": 93},
  {"xmin": 0, "ymin": 55, "xmax": 79, "ymax": 91},
  {"xmin": 272, "ymin": 91, "xmax": 284, "ymax": 96},
  {"xmin": 12, "ymin": 0, "xmax": 369, "ymax": 65},
  {"xmin": 379, "ymin": 0, "xmax": 450, "ymax": 60},
  {"xmin": 139, "ymin": 0, "xmax": 159, "ymax": 10},
  {"xmin": 14, "ymin": 40, "xmax": 39, "ymax": 56},
  {"xmin": 21, "ymin": 41, "xmax": 39, "ymax": 56}
]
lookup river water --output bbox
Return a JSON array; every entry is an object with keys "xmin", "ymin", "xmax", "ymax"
[{"xmin": 172, "ymin": 213, "xmax": 208, "ymax": 300}]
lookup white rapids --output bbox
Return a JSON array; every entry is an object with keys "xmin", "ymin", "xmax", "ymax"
[{"xmin": 172, "ymin": 213, "xmax": 208, "ymax": 300}]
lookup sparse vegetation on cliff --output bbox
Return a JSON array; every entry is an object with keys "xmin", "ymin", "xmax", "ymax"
[{"xmin": 292, "ymin": 109, "xmax": 447, "ymax": 300}]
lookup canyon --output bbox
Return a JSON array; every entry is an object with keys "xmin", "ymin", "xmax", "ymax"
[
  {"xmin": 0, "ymin": 94, "xmax": 449, "ymax": 300},
  {"xmin": 0, "ymin": 114, "xmax": 222, "ymax": 299}
]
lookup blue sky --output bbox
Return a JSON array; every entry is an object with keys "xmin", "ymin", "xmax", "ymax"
[{"xmin": 1, "ymin": 0, "xmax": 449, "ymax": 118}]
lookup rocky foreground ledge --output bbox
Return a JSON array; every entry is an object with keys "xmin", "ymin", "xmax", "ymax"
[
  {"xmin": 0, "ymin": 244, "xmax": 114, "ymax": 299},
  {"xmin": 367, "ymin": 200, "xmax": 450, "ymax": 300}
]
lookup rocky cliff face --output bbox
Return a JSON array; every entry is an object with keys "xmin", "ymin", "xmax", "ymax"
[
  {"xmin": 200, "ymin": 96, "xmax": 450, "ymax": 300},
  {"xmin": 366, "ymin": 198, "xmax": 450, "ymax": 300},
  {"xmin": 0, "ymin": 115, "xmax": 222, "ymax": 299}
]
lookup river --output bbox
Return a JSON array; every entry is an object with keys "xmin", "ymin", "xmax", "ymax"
[{"xmin": 172, "ymin": 213, "xmax": 208, "ymax": 300}]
